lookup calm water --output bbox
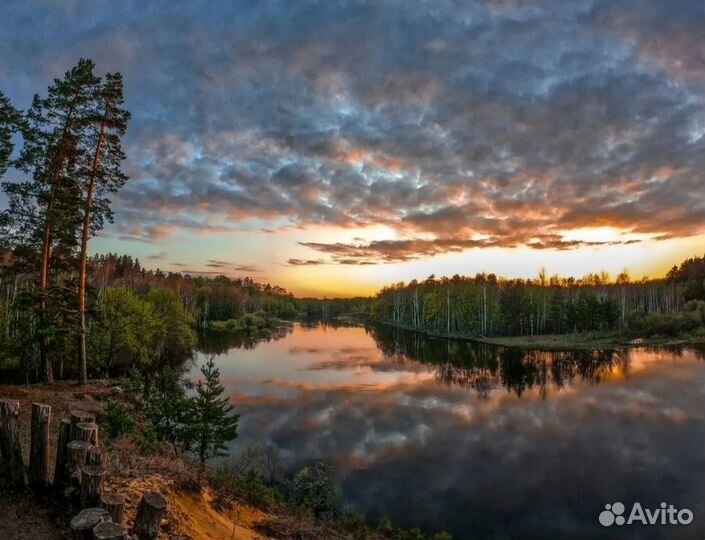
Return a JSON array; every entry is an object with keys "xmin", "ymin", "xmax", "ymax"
[{"xmin": 192, "ymin": 323, "xmax": 705, "ymax": 540}]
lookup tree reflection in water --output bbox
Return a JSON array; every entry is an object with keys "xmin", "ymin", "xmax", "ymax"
[
  {"xmin": 366, "ymin": 324, "xmax": 691, "ymax": 399},
  {"xmin": 197, "ymin": 324, "xmax": 294, "ymax": 355}
]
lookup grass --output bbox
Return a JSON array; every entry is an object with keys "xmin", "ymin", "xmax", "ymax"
[{"xmin": 474, "ymin": 332, "xmax": 705, "ymax": 350}]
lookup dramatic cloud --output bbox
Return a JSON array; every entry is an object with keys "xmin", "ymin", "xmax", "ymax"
[
  {"xmin": 287, "ymin": 258, "xmax": 325, "ymax": 267},
  {"xmin": 1, "ymin": 0, "xmax": 703, "ymax": 264}
]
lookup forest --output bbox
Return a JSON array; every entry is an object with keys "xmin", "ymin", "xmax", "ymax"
[
  {"xmin": 369, "ymin": 258, "xmax": 705, "ymax": 339},
  {"xmin": 0, "ymin": 60, "xmax": 297, "ymax": 385}
]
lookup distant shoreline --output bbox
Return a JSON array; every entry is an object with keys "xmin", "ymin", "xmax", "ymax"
[{"xmin": 371, "ymin": 320, "xmax": 705, "ymax": 351}]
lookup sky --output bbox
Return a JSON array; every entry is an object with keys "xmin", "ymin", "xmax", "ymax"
[{"xmin": 1, "ymin": 0, "xmax": 704, "ymax": 297}]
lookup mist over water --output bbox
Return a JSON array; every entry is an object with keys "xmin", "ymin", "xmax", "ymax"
[{"xmin": 193, "ymin": 323, "xmax": 705, "ymax": 540}]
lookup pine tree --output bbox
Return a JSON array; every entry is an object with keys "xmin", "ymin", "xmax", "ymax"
[
  {"xmin": 188, "ymin": 357, "xmax": 239, "ymax": 464},
  {"xmin": 0, "ymin": 91, "xmax": 23, "ymax": 241},
  {"xmin": 76, "ymin": 72, "xmax": 130, "ymax": 384},
  {"xmin": 4, "ymin": 59, "xmax": 101, "ymax": 383},
  {"xmin": 0, "ymin": 91, "xmax": 23, "ymax": 177}
]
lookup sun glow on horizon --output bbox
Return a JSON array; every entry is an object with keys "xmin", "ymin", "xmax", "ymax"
[
  {"xmin": 559, "ymin": 226, "xmax": 661, "ymax": 244},
  {"xmin": 93, "ymin": 227, "xmax": 705, "ymax": 299}
]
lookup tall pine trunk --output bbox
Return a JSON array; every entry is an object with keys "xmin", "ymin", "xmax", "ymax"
[
  {"xmin": 38, "ymin": 93, "xmax": 79, "ymax": 384},
  {"xmin": 77, "ymin": 102, "xmax": 107, "ymax": 385}
]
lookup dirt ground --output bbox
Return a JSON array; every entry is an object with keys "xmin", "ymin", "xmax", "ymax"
[{"xmin": 0, "ymin": 491, "xmax": 69, "ymax": 540}]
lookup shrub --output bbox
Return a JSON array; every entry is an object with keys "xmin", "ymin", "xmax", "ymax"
[
  {"xmin": 627, "ymin": 310, "xmax": 702, "ymax": 337},
  {"xmin": 212, "ymin": 469, "xmax": 282, "ymax": 509},
  {"xmin": 103, "ymin": 400, "xmax": 135, "ymax": 438},
  {"xmin": 139, "ymin": 427, "xmax": 160, "ymax": 454},
  {"xmin": 290, "ymin": 462, "xmax": 341, "ymax": 521}
]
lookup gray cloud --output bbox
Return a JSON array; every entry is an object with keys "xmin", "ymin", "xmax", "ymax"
[
  {"xmin": 205, "ymin": 260, "xmax": 260, "ymax": 272},
  {"xmin": 1, "ymin": 0, "xmax": 703, "ymax": 263}
]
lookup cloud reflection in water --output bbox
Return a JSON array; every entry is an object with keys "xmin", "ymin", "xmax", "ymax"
[{"xmin": 194, "ymin": 324, "xmax": 705, "ymax": 539}]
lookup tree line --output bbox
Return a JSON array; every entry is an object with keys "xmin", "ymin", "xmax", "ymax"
[
  {"xmin": 369, "ymin": 259, "xmax": 705, "ymax": 338},
  {"xmin": 0, "ymin": 250, "xmax": 301, "ymax": 383}
]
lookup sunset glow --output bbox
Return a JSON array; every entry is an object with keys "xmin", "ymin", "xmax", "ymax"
[{"xmin": 2, "ymin": 0, "xmax": 703, "ymax": 296}]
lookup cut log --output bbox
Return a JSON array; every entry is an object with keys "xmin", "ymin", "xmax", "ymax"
[
  {"xmin": 70, "ymin": 507, "xmax": 109, "ymax": 540},
  {"xmin": 67, "ymin": 440, "xmax": 92, "ymax": 483},
  {"xmin": 87, "ymin": 446, "xmax": 108, "ymax": 467},
  {"xmin": 70, "ymin": 410, "xmax": 96, "ymax": 440},
  {"xmin": 80, "ymin": 464, "xmax": 106, "ymax": 508},
  {"xmin": 29, "ymin": 402, "xmax": 51, "ymax": 490},
  {"xmin": 133, "ymin": 491, "xmax": 167, "ymax": 540},
  {"xmin": 54, "ymin": 418, "xmax": 72, "ymax": 488},
  {"xmin": 92, "ymin": 521, "xmax": 128, "ymax": 540},
  {"xmin": 0, "ymin": 399, "xmax": 25, "ymax": 489},
  {"xmin": 101, "ymin": 492, "xmax": 125, "ymax": 525},
  {"xmin": 76, "ymin": 422, "xmax": 99, "ymax": 447}
]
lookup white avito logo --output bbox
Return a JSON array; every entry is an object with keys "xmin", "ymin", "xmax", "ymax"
[{"xmin": 599, "ymin": 502, "xmax": 694, "ymax": 527}]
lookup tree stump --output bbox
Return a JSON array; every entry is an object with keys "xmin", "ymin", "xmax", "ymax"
[
  {"xmin": 29, "ymin": 402, "xmax": 51, "ymax": 490},
  {"xmin": 0, "ymin": 399, "xmax": 25, "ymax": 489},
  {"xmin": 87, "ymin": 446, "xmax": 108, "ymax": 467},
  {"xmin": 54, "ymin": 418, "xmax": 72, "ymax": 488},
  {"xmin": 80, "ymin": 464, "xmax": 106, "ymax": 508},
  {"xmin": 70, "ymin": 507, "xmax": 109, "ymax": 540},
  {"xmin": 133, "ymin": 491, "xmax": 167, "ymax": 540},
  {"xmin": 67, "ymin": 440, "xmax": 92, "ymax": 484},
  {"xmin": 76, "ymin": 422, "xmax": 99, "ymax": 447},
  {"xmin": 101, "ymin": 492, "xmax": 125, "ymax": 525},
  {"xmin": 70, "ymin": 410, "xmax": 96, "ymax": 440},
  {"xmin": 92, "ymin": 521, "xmax": 128, "ymax": 540}
]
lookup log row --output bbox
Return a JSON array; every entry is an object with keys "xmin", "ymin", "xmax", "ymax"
[
  {"xmin": 70, "ymin": 491, "xmax": 165, "ymax": 540},
  {"xmin": 0, "ymin": 402, "xmax": 166, "ymax": 539}
]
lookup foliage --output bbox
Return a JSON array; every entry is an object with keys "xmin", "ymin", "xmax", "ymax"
[
  {"xmin": 146, "ymin": 288, "xmax": 197, "ymax": 364},
  {"xmin": 0, "ymin": 59, "xmax": 132, "ymax": 384},
  {"xmin": 145, "ymin": 365, "xmax": 194, "ymax": 454},
  {"xmin": 103, "ymin": 399, "xmax": 135, "ymax": 438},
  {"xmin": 369, "ymin": 267, "xmax": 705, "ymax": 339},
  {"xmin": 76, "ymin": 70, "xmax": 131, "ymax": 383},
  {"xmin": 188, "ymin": 357, "xmax": 239, "ymax": 464},
  {"xmin": 88, "ymin": 285, "xmax": 196, "ymax": 390},
  {"xmin": 138, "ymin": 427, "xmax": 160, "ymax": 455},
  {"xmin": 90, "ymin": 286, "xmax": 161, "ymax": 376},
  {"xmin": 290, "ymin": 462, "xmax": 341, "ymax": 521},
  {"xmin": 212, "ymin": 468, "xmax": 283, "ymax": 509},
  {"xmin": 627, "ymin": 309, "xmax": 703, "ymax": 337},
  {"xmin": 0, "ymin": 90, "xmax": 23, "ymax": 176},
  {"xmin": 91, "ymin": 253, "xmax": 298, "ymax": 327},
  {"xmin": 208, "ymin": 311, "xmax": 279, "ymax": 333}
]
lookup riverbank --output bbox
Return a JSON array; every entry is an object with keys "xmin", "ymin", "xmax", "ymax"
[
  {"xmin": 474, "ymin": 333, "xmax": 705, "ymax": 350},
  {"xmin": 0, "ymin": 380, "xmax": 453, "ymax": 540},
  {"xmin": 374, "ymin": 320, "xmax": 705, "ymax": 350},
  {"xmin": 0, "ymin": 381, "xmax": 273, "ymax": 539}
]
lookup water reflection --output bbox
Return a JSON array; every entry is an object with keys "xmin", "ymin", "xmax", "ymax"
[
  {"xmin": 197, "ymin": 324, "xmax": 293, "ymax": 354},
  {"xmin": 368, "ymin": 324, "xmax": 634, "ymax": 398},
  {"xmin": 191, "ymin": 323, "xmax": 705, "ymax": 540}
]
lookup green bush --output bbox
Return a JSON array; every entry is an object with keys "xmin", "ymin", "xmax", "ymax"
[
  {"xmin": 627, "ymin": 310, "xmax": 702, "ymax": 337},
  {"xmin": 291, "ymin": 462, "xmax": 341, "ymax": 521},
  {"xmin": 208, "ymin": 312, "xmax": 278, "ymax": 333},
  {"xmin": 103, "ymin": 400, "xmax": 135, "ymax": 438},
  {"xmin": 212, "ymin": 469, "xmax": 282, "ymax": 509},
  {"xmin": 139, "ymin": 427, "xmax": 160, "ymax": 454}
]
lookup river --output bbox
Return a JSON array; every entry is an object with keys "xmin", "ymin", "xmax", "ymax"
[{"xmin": 191, "ymin": 322, "xmax": 705, "ymax": 540}]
